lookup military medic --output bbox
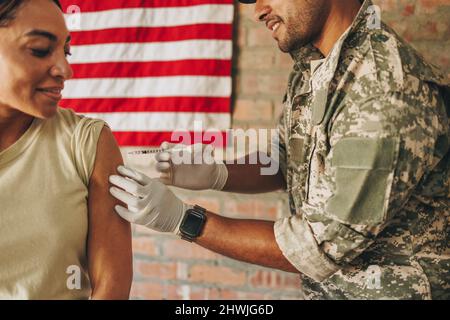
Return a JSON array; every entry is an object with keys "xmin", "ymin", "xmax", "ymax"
[{"xmin": 109, "ymin": 0, "xmax": 450, "ymax": 299}]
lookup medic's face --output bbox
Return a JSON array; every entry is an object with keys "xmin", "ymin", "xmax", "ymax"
[
  {"xmin": 253, "ymin": 0, "xmax": 330, "ymax": 52},
  {"xmin": 0, "ymin": 0, "xmax": 73, "ymax": 119}
]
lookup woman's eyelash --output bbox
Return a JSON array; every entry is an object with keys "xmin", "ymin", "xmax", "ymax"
[
  {"xmin": 31, "ymin": 48, "xmax": 72, "ymax": 58},
  {"xmin": 31, "ymin": 49, "xmax": 51, "ymax": 57}
]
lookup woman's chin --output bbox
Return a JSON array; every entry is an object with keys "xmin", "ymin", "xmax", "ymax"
[{"xmin": 32, "ymin": 103, "xmax": 59, "ymax": 119}]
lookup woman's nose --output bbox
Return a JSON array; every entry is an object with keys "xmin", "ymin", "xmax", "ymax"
[{"xmin": 50, "ymin": 55, "xmax": 73, "ymax": 81}]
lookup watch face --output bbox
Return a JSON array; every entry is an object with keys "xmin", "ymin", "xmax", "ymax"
[{"xmin": 181, "ymin": 210, "xmax": 205, "ymax": 237}]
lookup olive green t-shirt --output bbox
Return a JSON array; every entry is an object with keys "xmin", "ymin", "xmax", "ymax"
[{"xmin": 0, "ymin": 108, "xmax": 105, "ymax": 299}]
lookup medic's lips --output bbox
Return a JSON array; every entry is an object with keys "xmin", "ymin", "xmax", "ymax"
[{"xmin": 266, "ymin": 19, "xmax": 282, "ymax": 32}]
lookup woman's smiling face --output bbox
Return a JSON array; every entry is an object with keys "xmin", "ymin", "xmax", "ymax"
[{"xmin": 0, "ymin": 0, "xmax": 73, "ymax": 119}]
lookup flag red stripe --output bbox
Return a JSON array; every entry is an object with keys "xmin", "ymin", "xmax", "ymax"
[
  {"xmin": 113, "ymin": 131, "xmax": 229, "ymax": 147},
  {"xmin": 60, "ymin": 97, "xmax": 231, "ymax": 113},
  {"xmin": 70, "ymin": 60, "xmax": 231, "ymax": 79},
  {"xmin": 69, "ymin": 25, "xmax": 232, "ymax": 45},
  {"xmin": 60, "ymin": 0, "xmax": 233, "ymax": 12}
]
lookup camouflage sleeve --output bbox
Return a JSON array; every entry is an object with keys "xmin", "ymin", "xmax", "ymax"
[
  {"xmin": 274, "ymin": 96, "xmax": 288, "ymax": 179},
  {"xmin": 275, "ymin": 90, "xmax": 442, "ymax": 282}
]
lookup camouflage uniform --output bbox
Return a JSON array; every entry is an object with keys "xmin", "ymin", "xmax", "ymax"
[{"xmin": 273, "ymin": 0, "xmax": 450, "ymax": 299}]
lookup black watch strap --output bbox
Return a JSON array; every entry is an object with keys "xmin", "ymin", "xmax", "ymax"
[
  {"xmin": 180, "ymin": 234, "xmax": 196, "ymax": 242},
  {"xmin": 179, "ymin": 205, "xmax": 207, "ymax": 242}
]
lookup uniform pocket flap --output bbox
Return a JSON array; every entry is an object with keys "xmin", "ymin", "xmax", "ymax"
[{"xmin": 332, "ymin": 137, "xmax": 399, "ymax": 170}]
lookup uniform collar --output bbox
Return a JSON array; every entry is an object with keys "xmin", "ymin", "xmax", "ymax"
[{"xmin": 290, "ymin": 0, "xmax": 376, "ymax": 126}]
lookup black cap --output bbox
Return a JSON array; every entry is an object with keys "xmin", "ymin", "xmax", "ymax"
[{"xmin": 238, "ymin": 0, "xmax": 256, "ymax": 3}]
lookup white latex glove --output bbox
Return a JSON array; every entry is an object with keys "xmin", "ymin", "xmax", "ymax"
[
  {"xmin": 155, "ymin": 142, "xmax": 228, "ymax": 191},
  {"xmin": 109, "ymin": 165, "xmax": 191, "ymax": 234}
]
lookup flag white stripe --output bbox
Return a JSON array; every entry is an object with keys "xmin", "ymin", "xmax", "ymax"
[
  {"xmin": 80, "ymin": 112, "xmax": 231, "ymax": 131},
  {"xmin": 63, "ymin": 76, "xmax": 231, "ymax": 98},
  {"xmin": 68, "ymin": 40, "xmax": 232, "ymax": 63},
  {"xmin": 65, "ymin": 5, "xmax": 234, "ymax": 31}
]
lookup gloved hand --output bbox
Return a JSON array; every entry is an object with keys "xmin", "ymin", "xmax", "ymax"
[
  {"xmin": 155, "ymin": 142, "xmax": 228, "ymax": 191},
  {"xmin": 109, "ymin": 165, "xmax": 191, "ymax": 234}
]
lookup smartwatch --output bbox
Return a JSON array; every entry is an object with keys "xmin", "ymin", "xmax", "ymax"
[{"xmin": 179, "ymin": 205, "xmax": 207, "ymax": 242}]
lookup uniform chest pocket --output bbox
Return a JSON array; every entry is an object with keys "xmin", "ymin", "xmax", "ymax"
[
  {"xmin": 325, "ymin": 137, "xmax": 400, "ymax": 225},
  {"xmin": 287, "ymin": 135, "xmax": 309, "ymax": 206}
]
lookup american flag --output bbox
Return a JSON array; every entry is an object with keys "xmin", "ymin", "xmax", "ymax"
[{"xmin": 59, "ymin": 0, "xmax": 233, "ymax": 147}]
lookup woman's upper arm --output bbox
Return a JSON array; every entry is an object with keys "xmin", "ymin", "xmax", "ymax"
[{"xmin": 87, "ymin": 125, "xmax": 133, "ymax": 299}]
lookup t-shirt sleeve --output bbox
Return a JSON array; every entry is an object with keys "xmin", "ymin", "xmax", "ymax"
[{"xmin": 71, "ymin": 117, "xmax": 108, "ymax": 186}]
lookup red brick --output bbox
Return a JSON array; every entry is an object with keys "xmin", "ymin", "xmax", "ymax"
[
  {"xmin": 256, "ymin": 73, "xmax": 290, "ymax": 96},
  {"xmin": 238, "ymin": 1, "xmax": 256, "ymax": 22},
  {"xmin": 223, "ymin": 290, "xmax": 268, "ymax": 300},
  {"xmin": 234, "ymin": 99, "xmax": 273, "ymax": 122},
  {"xmin": 247, "ymin": 26, "xmax": 276, "ymax": 47},
  {"xmin": 189, "ymin": 265, "xmax": 247, "ymax": 287},
  {"xmin": 275, "ymin": 52, "xmax": 294, "ymax": 69},
  {"xmin": 132, "ymin": 236, "xmax": 159, "ymax": 256},
  {"xmin": 236, "ymin": 73, "xmax": 259, "ymax": 96},
  {"xmin": 374, "ymin": 0, "xmax": 397, "ymax": 12},
  {"xmin": 418, "ymin": 0, "xmax": 450, "ymax": 13},
  {"xmin": 402, "ymin": 4, "xmax": 416, "ymax": 16},
  {"xmin": 132, "ymin": 283, "xmax": 192, "ymax": 300},
  {"xmin": 274, "ymin": 101, "xmax": 285, "ymax": 119},
  {"xmin": 193, "ymin": 287, "xmax": 220, "ymax": 300},
  {"xmin": 249, "ymin": 270, "xmax": 301, "ymax": 290},
  {"xmin": 130, "ymin": 282, "xmax": 162, "ymax": 300},
  {"xmin": 130, "ymin": 282, "xmax": 181, "ymax": 300},
  {"xmin": 188, "ymin": 286, "xmax": 270, "ymax": 300},
  {"xmin": 135, "ymin": 261, "xmax": 178, "ymax": 280},
  {"xmin": 163, "ymin": 238, "xmax": 222, "ymax": 260},
  {"xmin": 236, "ymin": 25, "xmax": 247, "ymax": 47},
  {"xmin": 237, "ymin": 49, "xmax": 276, "ymax": 70}
]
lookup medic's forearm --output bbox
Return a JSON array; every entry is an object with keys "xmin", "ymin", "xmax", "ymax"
[
  {"xmin": 195, "ymin": 211, "xmax": 299, "ymax": 274},
  {"xmin": 223, "ymin": 153, "xmax": 286, "ymax": 194}
]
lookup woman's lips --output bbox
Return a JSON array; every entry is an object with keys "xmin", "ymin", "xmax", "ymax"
[{"xmin": 37, "ymin": 87, "xmax": 63, "ymax": 101}]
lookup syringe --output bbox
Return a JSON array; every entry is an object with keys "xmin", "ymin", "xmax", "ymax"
[
  {"xmin": 128, "ymin": 149, "xmax": 163, "ymax": 155},
  {"xmin": 128, "ymin": 145, "xmax": 194, "ymax": 156}
]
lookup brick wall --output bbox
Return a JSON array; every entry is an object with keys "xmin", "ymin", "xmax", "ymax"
[{"xmin": 124, "ymin": 0, "xmax": 450, "ymax": 300}]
